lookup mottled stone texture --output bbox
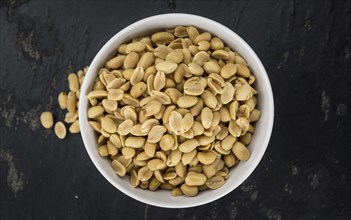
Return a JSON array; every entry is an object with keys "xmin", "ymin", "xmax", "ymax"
[{"xmin": 0, "ymin": 0, "xmax": 350, "ymax": 219}]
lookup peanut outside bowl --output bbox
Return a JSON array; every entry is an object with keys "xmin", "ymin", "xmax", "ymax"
[{"xmin": 79, "ymin": 13, "xmax": 274, "ymax": 208}]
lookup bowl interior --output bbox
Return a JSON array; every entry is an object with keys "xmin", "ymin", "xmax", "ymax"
[{"xmin": 79, "ymin": 13, "xmax": 274, "ymax": 208}]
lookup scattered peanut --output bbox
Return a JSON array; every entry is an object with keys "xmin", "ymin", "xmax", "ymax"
[
  {"xmin": 40, "ymin": 111, "xmax": 54, "ymax": 129},
  {"xmin": 41, "ymin": 67, "xmax": 88, "ymax": 139},
  {"xmin": 54, "ymin": 121, "xmax": 66, "ymax": 139}
]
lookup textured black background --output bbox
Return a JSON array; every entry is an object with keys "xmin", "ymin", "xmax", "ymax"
[{"xmin": 1, "ymin": 0, "xmax": 351, "ymax": 219}]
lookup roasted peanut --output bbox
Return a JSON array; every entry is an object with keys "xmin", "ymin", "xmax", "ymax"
[
  {"xmin": 54, "ymin": 121, "xmax": 66, "ymax": 139},
  {"xmin": 40, "ymin": 112, "xmax": 54, "ymax": 129}
]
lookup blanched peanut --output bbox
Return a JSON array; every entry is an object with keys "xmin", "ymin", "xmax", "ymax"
[
  {"xmin": 203, "ymin": 158, "xmax": 224, "ymax": 178},
  {"xmin": 166, "ymin": 50, "xmax": 183, "ymax": 64},
  {"xmin": 171, "ymin": 187, "xmax": 184, "ymax": 196},
  {"xmin": 101, "ymin": 117, "xmax": 117, "ymax": 133},
  {"xmin": 123, "ymin": 52, "xmax": 139, "ymax": 69},
  {"xmin": 169, "ymin": 111, "xmax": 183, "ymax": 135},
  {"xmin": 125, "ymin": 137, "xmax": 145, "ymax": 148},
  {"xmin": 153, "ymin": 71, "xmax": 166, "ymax": 91},
  {"xmin": 232, "ymin": 142, "xmax": 250, "ymax": 161},
  {"xmin": 54, "ymin": 121, "xmax": 66, "ymax": 139},
  {"xmin": 177, "ymin": 96, "xmax": 198, "ymax": 108},
  {"xmin": 102, "ymin": 99, "xmax": 117, "ymax": 112},
  {"xmin": 88, "ymin": 106, "xmax": 104, "ymax": 118},
  {"xmin": 212, "ymin": 50, "xmax": 229, "ymax": 60},
  {"xmin": 117, "ymin": 119, "xmax": 133, "ymax": 135},
  {"xmin": 190, "ymin": 99, "xmax": 204, "ymax": 117},
  {"xmin": 126, "ymin": 42, "xmax": 145, "ymax": 53},
  {"xmin": 220, "ymin": 63, "xmax": 237, "ymax": 79},
  {"xmin": 130, "ymin": 67, "xmax": 144, "ymax": 86},
  {"xmin": 106, "ymin": 55, "xmax": 125, "ymax": 69},
  {"xmin": 186, "ymin": 26, "xmax": 199, "ymax": 43},
  {"xmin": 250, "ymin": 109, "xmax": 261, "ymax": 122},
  {"xmin": 224, "ymin": 153, "xmax": 237, "ymax": 168},
  {"xmin": 68, "ymin": 73, "xmax": 79, "ymax": 92},
  {"xmin": 195, "ymin": 32, "xmax": 211, "ymax": 44},
  {"xmin": 201, "ymin": 90, "xmax": 217, "ymax": 109},
  {"xmin": 138, "ymin": 166, "xmax": 153, "ymax": 181},
  {"xmin": 240, "ymin": 133, "xmax": 252, "ymax": 145},
  {"xmin": 193, "ymin": 51, "xmax": 209, "ymax": 66},
  {"xmin": 181, "ymin": 113, "xmax": 194, "ymax": 133},
  {"xmin": 112, "ymin": 160, "xmax": 126, "ymax": 177},
  {"xmin": 197, "ymin": 151, "xmax": 216, "ymax": 165},
  {"xmin": 210, "ymin": 37, "xmax": 224, "ymax": 50},
  {"xmin": 122, "ymin": 147, "xmax": 135, "ymax": 159},
  {"xmin": 236, "ymin": 64, "xmax": 250, "ymax": 77},
  {"xmin": 141, "ymin": 118, "xmax": 159, "ymax": 133},
  {"xmin": 206, "ymin": 176, "xmax": 225, "ymax": 189},
  {"xmin": 183, "ymin": 77, "xmax": 207, "ymax": 96},
  {"xmin": 179, "ymin": 139, "xmax": 199, "ymax": 153},
  {"xmin": 130, "ymin": 170, "xmax": 140, "ymax": 188},
  {"xmin": 141, "ymin": 100, "xmax": 162, "ymax": 117},
  {"xmin": 221, "ymin": 82, "xmax": 235, "ymax": 104},
  {"xmin": 221, "ymin": 135, "xmax": 237, "ymax": 151},
  {"xmin": 159, "ymin": 135, "xmax": 174, "ymax": 152},
  {"xmin": 40, "ymin": 112, "xmax": 54, "ymax": 129},
  {"xmin": 185, "ymin": 172, "xmax": 207, "ymax": 186},
  {"xmin": 58, "ymin": 92, "xmax": 67, "ymax": 109},
  {"xmin": 147, "ymin": 125, "xmax": 166, "ymax": 143},
  {"xmin": 149, "ymin": 177, "xmax": 161, "ymax": 191},
  {"xmin": 155, "ymin": 61, "xmax": 177, "ymax": 74},
  {"xmin": 151, "ymin": 32, "xmax": 175, "ymax": 45},
  {"xmin": 201, "ymin": 107, "xmax": 213, "ymax": 129},
  {"xmin": 166, "ymin": 149, "xmax": 182, "ymax": 167},
  {"xmin": 69, "ymin": 120, "xmax": 80, "ymax": 134},
  {"xmin": 180, "ymin": 183, "xmax": 198, "ymax": 196},
  {"xmin": 137, "ymin": 52, "xmax": 155, "ymax": 69},
  {"xmin": 147, "ymin": 159, "xmax": 166, "ymax": 171},
  {"xmin": 67, "ymin": 91, "xmax": 77, "ymax": 113},
  {"xmin": 130, "ymin": 82, "xmax": 147, "ymax": 98}
]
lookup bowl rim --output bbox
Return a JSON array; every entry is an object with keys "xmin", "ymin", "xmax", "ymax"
[{"xmin": 79, "ymin": 13, "xmax": 274, "ymax": 208}]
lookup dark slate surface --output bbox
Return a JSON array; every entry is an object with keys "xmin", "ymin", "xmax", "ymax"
[{"xmin": 1, "ymin": 0, "xmax": 350, "ymax": 219}]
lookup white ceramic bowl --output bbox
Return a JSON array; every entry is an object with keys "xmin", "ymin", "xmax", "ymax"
[{"xmin": 79, "ymin": 13, "xmax": 274, "ymax": 208}]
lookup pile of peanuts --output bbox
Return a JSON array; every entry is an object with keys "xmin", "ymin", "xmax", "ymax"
[
  {"xmin": 88, "ymin": 26, "xmax": 260, "ymax": 196},
  {"xmin": 40, "ymin": 67, "xmax": 88, "ymax": 139}
]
